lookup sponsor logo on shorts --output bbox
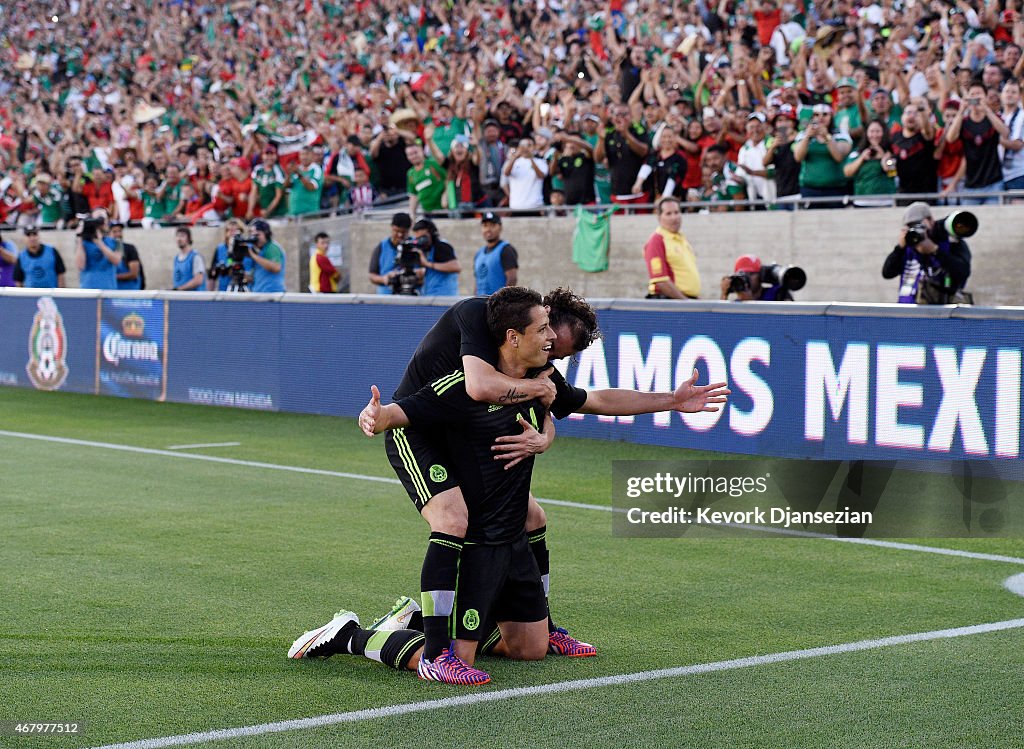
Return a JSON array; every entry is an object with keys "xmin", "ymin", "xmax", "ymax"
[
  {"xmin": 487, "ymin": 404, "xmax": 503, "ymax": 412},
  {"xmin": 429, "ymin": 464, "xmax": 448, "ymax": 483},
  {"xmin": 462, "ymin": 608, "xmax": 480, "ymax": 631}
]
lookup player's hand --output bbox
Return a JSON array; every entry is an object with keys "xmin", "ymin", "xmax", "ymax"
[
  {"xmin": 534, "ymin": 367, "xmax": 557, "ymax": 408},
  {"xmin": 358, "ymin": 385, "xmax": 382, "ymax": 437},
  {"xmin": 672, "ymin": 368, "xmax": 730, "ymax": 413},
  {"xmin": 492, "ymin": 414, "xmax": 552, "ymax": 470}
]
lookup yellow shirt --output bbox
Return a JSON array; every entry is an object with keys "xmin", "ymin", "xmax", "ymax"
[{"xmin": 644, "ymin": 226, "xmax": 700, "ymax": 298}]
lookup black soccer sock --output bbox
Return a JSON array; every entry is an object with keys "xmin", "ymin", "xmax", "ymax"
[
  {"xmin": 347, "ymin": 628, "xmax": 425, "ymax": 670},
  {"xmin": 528, "ymin": 526, "xmax": 556, "ymax": 632},
  {"xmin": 421, "ymin": 531, "xmax": 464, "ymax": 660}
]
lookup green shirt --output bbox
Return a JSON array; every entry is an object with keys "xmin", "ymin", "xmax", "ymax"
[
  {"xmin": 32, "ymin": 184, "xmax": 64, "ymax": 224},
  {"xmin": 143, "ymin": 190, "xmax": 166, "ymax": 219},
  {"xmin": 798, "ymin": 133, "xmax": 851, "ymax": 189},
  {"xmin": 833, "ymin": 105, "xmax": 863, "ymax": 137},
  {"xmin": 287, "ymin": 163, "xmax": 324, "ymax": 216},
  {"xmin": 426, "ymin": 117, "xmax": 469, "ymax": 157},
  {"xmin": 845, "ymin": 151, "xmax": 896, "ymax": 196},
  {"xmin": 406, "ymin": 159, "xmax": 446, "ymax": 212},
  {"xmin": 252, "ymin": 163, "xmax": 286, "ymax": 216},
  {"xmin": 161, "ymin": 180, "xmax": 183, "ymax": 216}
]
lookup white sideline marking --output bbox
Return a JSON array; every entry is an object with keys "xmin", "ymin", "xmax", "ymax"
[
  {"xmin": 2, "ymin": 429, "xmax": 1024, "ymax": 564},
  {"xmin": 88, "ymin": 614, "xmax": 1024, "ymax": 749},
  {"xmin": 166, "ymin": 442, "xmax": 241, "ymax": 451}
]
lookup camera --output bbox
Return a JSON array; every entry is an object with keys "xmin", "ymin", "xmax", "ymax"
[
  {"xmin": 390, "ymin": 235, "xmax": 431, "ymax": 296},
  {"xmin": 727, "ymin": 273, "xmax": 752, "ymax": 294},
  {"xmin": 906, "ymin": 211, "xmax": 978, "ymax": 247},
  {"xmin": 77, "ymin": 214, "xmax": 105, "ymax": 241},
  {"xmin": 761, "ymin": 263, "xmax": 806, "ymax": 292},
  {"xmin": 209, "ymin": 235, "xmax": 256, "ymax": 291},
  {"xmin": 905, "ymin": 222, "xmax": 928, "ymax": 246}
]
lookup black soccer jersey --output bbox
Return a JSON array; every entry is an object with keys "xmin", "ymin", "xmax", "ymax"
[
  {"xmin": 398, "ymin": 371, "xmax": 549, "ymax": 543},
  {"xmin": 394, "ymin": 297, "xmax": 498, "ymax": 399}
]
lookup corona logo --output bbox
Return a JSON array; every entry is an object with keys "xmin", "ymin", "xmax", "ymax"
[
  {"xmin": 122, "ymin": 312, "xmax": 145, "ymax": 338},
  {"xmin": 26, "ymin": 297, "xmax": 69, "ymax": 391}
]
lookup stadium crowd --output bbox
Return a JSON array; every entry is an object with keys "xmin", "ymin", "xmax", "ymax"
[{"xmin": 1, "ymin": 0, "xmax": 1023, "ymax": 233}]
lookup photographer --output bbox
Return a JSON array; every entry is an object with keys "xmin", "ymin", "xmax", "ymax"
[
  {"xmin": 207, "ymin": 219, "xmax": 254, "ymax": 291},
  {"xmin": 369, "ymin": 212, "xmax": 416, "ymax": 295},
  {"xmin": 503, "ymin": 135, "xmax": 548, "ymax": 212},
  {"xmin": 719, "ymin": 254, "xmax": 802, "ymax": 301},
  {"xmin": 75, "ymin": 211, "xmax": 122, "ymax": 290},
  {"xmin": 110, "ymin": 221, "xmax": 144, "ymax": 291},
  {"xmin": 412, "ymin": 218, "xmax": 460, "ymax": 296},
  {"xmin": 882, "ymin": 202, "xmax": 973, "ymax": 305},
  {"xmin": 248, "ymin": 219, "xmax": 286, "ymax": 293}
]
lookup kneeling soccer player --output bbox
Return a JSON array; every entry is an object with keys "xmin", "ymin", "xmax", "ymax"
[{"xmin": 291, "ymin": 288, "xmax": 567, "ymax": 684}]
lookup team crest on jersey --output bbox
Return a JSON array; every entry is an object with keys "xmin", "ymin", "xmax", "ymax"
[
  {"xmin": 429, "ymin": 464, "xmax": 448, "ymax": 483},
  {"xmin": 462, "ymin": 608, "xmax": 480, "ymax": 631},
  {"xmin": 26, "ymin": 297, "xmax": 69, "ymax": 391}
]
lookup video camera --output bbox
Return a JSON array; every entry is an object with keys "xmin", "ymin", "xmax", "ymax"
[
  {"xmin": 390, "ymin": 234, "xmax": 431, "ymax": 296},
  {"xmin": 76, "ymin": 213, "xmax": 105, "ymax": 241},
  {"xmin": 906, "ymin": 210, "xmax": 978, "ymax": 247},
  {"xmin": 210, "ymin": 235, "xmax": 257, "ymax": 291}
]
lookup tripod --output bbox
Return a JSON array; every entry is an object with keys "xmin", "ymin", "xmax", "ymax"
[{"xmin": 227, "ymin": 269, "xmax": 250, "ymax": 292}]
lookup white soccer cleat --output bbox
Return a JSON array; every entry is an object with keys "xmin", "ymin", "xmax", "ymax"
[
  {"xmin": 287, "ymin": 610, "xmax": 360, "ymax": 659},
  {"xmin": 369, "ymin": 596, "xmax": 421, "ymax": 632}
]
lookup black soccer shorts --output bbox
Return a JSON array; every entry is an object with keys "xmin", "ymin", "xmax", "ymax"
[
  {"xmin": 384, "ymin": 425, "xmax": 463, "ymax": 511},
  {"xmin": 453, "ymin": 535, "xmax": 548, "ymax": 642}
]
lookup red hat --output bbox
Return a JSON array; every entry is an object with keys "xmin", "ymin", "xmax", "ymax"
[
  {"xmin": 734, "ymin": 254, "xmax": 762, "ymax": 273},
  {"xmin": 230, "ymin": 157, "xmax": 251, "ymax": 170}
]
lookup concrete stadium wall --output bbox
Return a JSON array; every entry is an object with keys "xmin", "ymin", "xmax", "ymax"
[{"xmin": 24, "ymin": 204, "xmax": 1023, "ymax": 305}]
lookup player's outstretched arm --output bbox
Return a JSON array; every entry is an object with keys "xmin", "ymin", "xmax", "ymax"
[
  {"xmin": 358, "ymin": 385, "xmax": 410, "ymax": 437},
  {"xmin": 579, "ymin": 369, "xmax": 730, "ymax": 416}
]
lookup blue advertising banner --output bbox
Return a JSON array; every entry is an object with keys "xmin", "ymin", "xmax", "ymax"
[
  {"xmin": 0, "ymin": 293, "xmax": 1021, "ymax": 466},
  {"xmin": 0, "ymin": 295, "xmax": 97, "ymax": 394},
  {"xmin": 98, "ymin": 298, "xmax": 168, "ymax": 400}
]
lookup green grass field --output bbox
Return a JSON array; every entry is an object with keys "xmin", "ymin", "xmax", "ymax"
[{"xmin": 1, "ymin": 388, "xmax": 1023, "ymax": 749}]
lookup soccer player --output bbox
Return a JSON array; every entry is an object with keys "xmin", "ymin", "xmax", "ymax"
[
  {"xmin": 290, "ymin": 289, "xmax": 570, "ymax": 683},
  {"xmin": 367, "ymin": 287, "xmax": 730, "ymax": 677}
]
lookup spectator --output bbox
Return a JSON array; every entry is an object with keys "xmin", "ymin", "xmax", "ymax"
[
  {"xmin": 736, "ymin": 113, "xmax": 774, "ymax": 206},
  {"xmin": 473, "ymin": 212, "xmax": 518, "ymax": 295},
  {"xmin": 643, "ymin": 197, "xmax": 700, "ymax": 300},
  {"xmin": 425, "ymin": 130, "xmax": 480, "ymax": 214},
  {"xmin": 171, "ymin": 227, "xmax": 206, "ymax": 292},
  {"xmin": 598, "ymin": 104, "xmax": 650, "ymax": 207},
  {"xmin": 634, "ymin": 126, "xmax": 688, "ymax": 202},
  {"xmin": 935, "ymin": 98, "xmax": 967, "ymax": 200},
  {"xmin": 476, "ymin": 119, "xmax": 507, "ymax": 207},
  {"xmin": 110, "ymin": 161, "xmax": 141, "ymax": 225},
  {"xmin": 75, "ymin": 213, "xmax": 122, "ymax": 290},
  {"xmin": 410, "ymin": 218, "xmax": 460, "ymax": 296},
  {"xmin": 892, "ymin": 102, "xmax": 938, "ymax": 201},
  {"xmin": 248, "ymin": 219, "xmax": 286, "ymax": 293},
  {"xmin": 832, "ymin": 77, "xmax": 866, "ymax": 142},
  {"xmin": 248, "ymin": 146, "xmax": 287, "ymax": 220},
  {"xmin": 349, "ymin": 168, "xmax": 378, "ymax": 212},
  {"xmin": 370, "ymin": 126, "xmax": 414, "ymax": 197},
  {"xmin": 110, "ymin": 222, "xmax": 143, "ymax": 291},
  {"xmin": 14, "ymin": 226, "xmax": 66, "ymax": 289},
  {"xmin": 406, "ymin": 141, "xmax": 446, "ymax": 217},
  {"xmin": 502, "ymin": 136, "xmax": 548, "ymax": 212},
  {"xmin": 945, "ymin": 81, "xmax": 1010, "ymax": 205},
  {"xmin": 764, "ymin": 107, "xmax": 801, "ymax": 208},
  {"xmin": 287, "ymin": 148, "xmax": 325, "ymax": 217},
  {"xmin": 999, "ymin": 79, "xmax": 1024, "ymax": 194},
  {"xmin": 309, "ymin": 232, "xmax": 340, "ymax": 293},
  {"xmin": 552, "ymin": 133, "xmax": 596, "ymax": 206},
  {"xmin": 28, "ymin": 173, "xmax": 64, "ymax": 228},
  {"xmin": 0, "ymin": 229, "xmax": 20, "ymax": 287},
  {"xmin": 843, "ymin": 120, "xmax": 898, "ymax": 206},
  {"xmin": 882, "ymin": 202, "xmax": 972, "ymax": 304},
  {"xmin": 368, "ymin": 212, "xmax": 414, "ymax": 295},
  {"xmin": 207, "ymin": 219, "xmax": 253, "ymax": 292},
  {"xmin": 793, "ymin": 104, "xmax": 852, "ymax": 208}
]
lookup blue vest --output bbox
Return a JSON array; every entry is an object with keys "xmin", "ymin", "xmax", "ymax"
[
  {"xmin": 173, "ymin": 249, "xmax": 203, "ymax": 290},
  {"xmin": 18, "ymin": 245, "xmax": 59, "ymax": 288},
  {"xmin": 110, "ymin": 238, "xmax": 142, "ymax": 291},
  {"xmin": 253, "ymin": 241, "xmax": 286, "ymax": 293},
  {"xmin": 375, "ymin": 239, "xmax": 398, "ymax": 295},
  {"xmin": 422, "ymin": 244, "xmax": 459, "ymax": 297},
  {"xmin": 474, "ymin": 240, "xmax": 508, "ymax": 295},
  {"xmin": 79, "ymin": 239, "xmax": 117, "ymax": 290},
  {"xmin": 212, "ymin": 243, "xmax": 255, "ymax": 291}
]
